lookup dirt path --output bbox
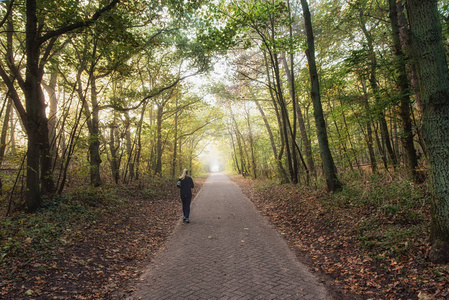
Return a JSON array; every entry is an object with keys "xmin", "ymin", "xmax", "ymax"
[{"xmin": 128, "ymin": 173, "xmax": 333, "ymax": 299}]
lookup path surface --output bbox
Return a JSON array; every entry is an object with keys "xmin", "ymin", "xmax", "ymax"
[{"xmin": 128, "ymin": 173, "xmax": 333, "ymax": 300}]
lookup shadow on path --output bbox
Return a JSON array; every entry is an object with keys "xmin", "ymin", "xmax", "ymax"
[{"xmin": 128, "ymin": 173, "xmax": 333, "ymax": 299}]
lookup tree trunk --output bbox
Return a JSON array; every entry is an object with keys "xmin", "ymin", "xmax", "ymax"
[
  {"xmin": 89, "ymin": 76, "xmax": 102, "ymax": 186},
  {"xmin": 263, "ymin": 51, "xmax": 289, "ymax": 182},
  {"xmin": 155, "ymin": 104, "xmax": 163, "ymax": 176},
  {"xmin": 123, "ymin": 111, "xmax": 135, "ymax": 182},
  {"xmin": 268, "ymin": 50, "xmax": 297, "ymax": 183},
  {"xmin": 301, "ymin": 0, "xmax": 342, "ymax": 191},
  {"xmin": 245, "ymin": 104, "xmax": 257, "ymax": 178},
  {"xmin": 109, "ymin": 123, "xmax": 120, "ymax": 184},
  {"xmin": 280, "ymin": 53, "xmax": 316, "ymax": 178},
  {"xmin": 359, "ymin": 9, "xmax": 398, "ymax": 169},
  {"xmin": 388, "ymin": 0, "xmax": 419, "ymax": 180},
  {"xmin": 42, "ymin": 70, "xmax": 58, "ymax": 166},
  {"xmin": 135, "ymin": 103, "xmax": 146, "ymax": 180},
  {"xmin": 359, "ymin": 82, "xmax": 378, "ymax": 173},
  {"xmin": 25, "ymin": 0, "xmax": 54, "ymax": 210},
  {"xmin": 255, "ymin": 100, "xmax": 287, "ymax": 178},
  {"xmin": 172, "ymin": 99, "xmax": 179, "ymax": 179},
  {"xmin": 406, "ymin": 0, "xmax": 449, "ymax": 263},
  {"xmin": 0, "ymin": 98, "xmax": 12, "ymax": 194}
]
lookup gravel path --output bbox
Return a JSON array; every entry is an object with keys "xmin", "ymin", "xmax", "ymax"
[{"xmin": 128, "ymin": 173, "xmax": 333, "ymax": 300}]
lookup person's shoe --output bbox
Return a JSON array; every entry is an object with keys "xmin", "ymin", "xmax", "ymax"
[
  {"xmin": 185, "ymin": 218, "xmax": 190, "ymax": 223},
  {"xmin": 183, "ymin": 217, "xmax": 186, "ymax": 222}
]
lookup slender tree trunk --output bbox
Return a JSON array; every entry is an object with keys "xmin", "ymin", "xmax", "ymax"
[
  {"xmin": 281, "ymin": 53, "xmax": 316, "ymax": 178},
  {"xmin": 172, "ymin": 99, "xmax": 179, "ymax": 179},
  {"xmin": 9, "ymin": 103, "xmax": 15, "ymax": 155},
  {"xmin": 42, "ymin": 71, "xmax": 58, "ymax": 166},
  {"xmin": 155, "ymin": 104, "xmax": 163, "ymax": 176},
  {"xmin": 109, "ymin": 123, "xmax": 120, "ymax": 184},
  {"xmin": 396, "ymin": 0, "xmax": 423, "ymax": 117},
  {"xmin": 407, "ymin": 0, "xmax": 449, "ymax": 263},
  {"xmin": 0, "ymin": 98, "xmax": 12, "ymax": 194},
  {"xmin": 301, "ymin": 0, "xmax": 342, "ymax": 191},
  {"xmin": 255, "ymin": 100, "xmax": 286, "ymax": 178},
  {"xmin": 89, "ymin": 76, "xmax": 102, "ymax": 186},
  {"xmin": 327, "ymin": 95, "xmax": 353, "ymax": 171},
  {"xmin": 228, "ymin": 127, "xmax": 241, "ymax": 174},
  {"xmin": 135, "ymin": 103, "xmax": 146, "ymax": 180},
  {"xmin": 272, "ymin": 53, "xmax": 296, "ymax": 183},
  {"xmin": 359, "ymin": 9, "xmax": 397, "ymax": 169},
  {"xmin": 359, "ymin": 82, "xmax": 378, "ymax": 173},
  {"xmin": 245, "ymin": 104, "xmax": 257, "ymax": 178},
  {"xmin": 263, "ymin": 51, "xmax": 288, "ymax": 182},
  {"xmin": 388, "ymin": 0, "xmax": 419, "ymax": 180},
  {"xmin": 123, "ymin": 111, "xmax": 135, "ymax": 182}
]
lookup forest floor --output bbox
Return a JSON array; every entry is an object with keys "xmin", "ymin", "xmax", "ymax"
[
  {"xmin": 1, "ymin": 173, "xmax": 448, "ymax": 299},
  {"xmin": 232, "ymin": 173, "xmax": 449, "ymax": 300},
  {"xmin": 0, "ymin": 177, "xmax": 205, "ymax": 299}
]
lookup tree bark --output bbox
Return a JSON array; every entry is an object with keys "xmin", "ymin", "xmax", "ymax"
[
  {"xmin": 406, "ymin": 0, "xmax": 449, "ymax": 263},
  {"xmin": 25, "ymin": 0, "xmax": 55, "ymax": 210},
  {"xmin": 245, "ymin": 104, "xmax": 257, "ymax": 178},
  {"xmin": 172, "ymin": 98, "xmax": 179, "ymax": 179},
  {"xmin": 155, "ymin": 104, "xmax": 163, "ymax": 176},
  {"xmin": 300, "ymin": 0, "xmax": 342, "ymax": 191},
  {"xmin": 263, "ymin": 51, "xmax": 289, "ymax": 182},
  {"xmin": 108, "ymin": 123, "xmax": 120, "ymax": 184},
  {"xmin": 89, "ymin": 76, "xmax": 102, "ymax": 186},
  {"xmin": 0, "ymin": 98, "xmax": 12, "ymax": 194},
  {"xmin": 359, "ymin": 9, "xmax": 398, "ymax": 169},
  {"xmin": 388, "ymin": 0, "xmax": 419, "ymax": 180},
  {"xmin": 280, "ymin": 53, "xmax": 315, "ymax": 177}
]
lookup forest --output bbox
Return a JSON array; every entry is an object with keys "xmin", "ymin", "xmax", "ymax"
[{"xmin": 1, "ymin": 0, "xmax": 449, "ymax": 298}]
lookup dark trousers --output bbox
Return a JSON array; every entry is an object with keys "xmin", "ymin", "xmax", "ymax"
[{"xmin": 181, "ymin": 194, "xmax": 192, "ymax": 219}]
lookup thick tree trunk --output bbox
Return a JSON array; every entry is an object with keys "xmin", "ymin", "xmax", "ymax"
[
  {"xmin": 25, "ymin": 0, "xmax": 55, "ymax": 210},
  {"xmin": 301, "ymin": 0, "xmax": 342, "ymax": 191},
  {"xmin": 407, "ymin": 0, "xmax": 449, "ymax": 263}
]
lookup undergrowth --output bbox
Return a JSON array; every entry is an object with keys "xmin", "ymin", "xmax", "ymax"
[
  {"xmin": 0, "ymin": 188, "xmax": 113, "ymax": 267},
  {"xmin": 326, "ymin": 172, "xmax": 430, "ymax": 260}
]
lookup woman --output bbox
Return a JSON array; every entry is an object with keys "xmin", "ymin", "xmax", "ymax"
[{"xmin": 177, "ymin": 169, "xmax": 194, "ymax": 223}]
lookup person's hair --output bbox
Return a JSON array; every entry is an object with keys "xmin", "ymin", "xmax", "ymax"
[{"xmin": 179, "ymin": 169, "xmax": 188, "ymax": 180}]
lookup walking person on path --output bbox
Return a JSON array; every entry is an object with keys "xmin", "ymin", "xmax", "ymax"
[{"xmin": 177, "ymin": 169, "xmax": 194, "ymax": 223}]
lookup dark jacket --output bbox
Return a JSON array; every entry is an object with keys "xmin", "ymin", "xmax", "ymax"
[{"xmin": 178, "ymin": 176, "xmax": 194, "ymax": 196}]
